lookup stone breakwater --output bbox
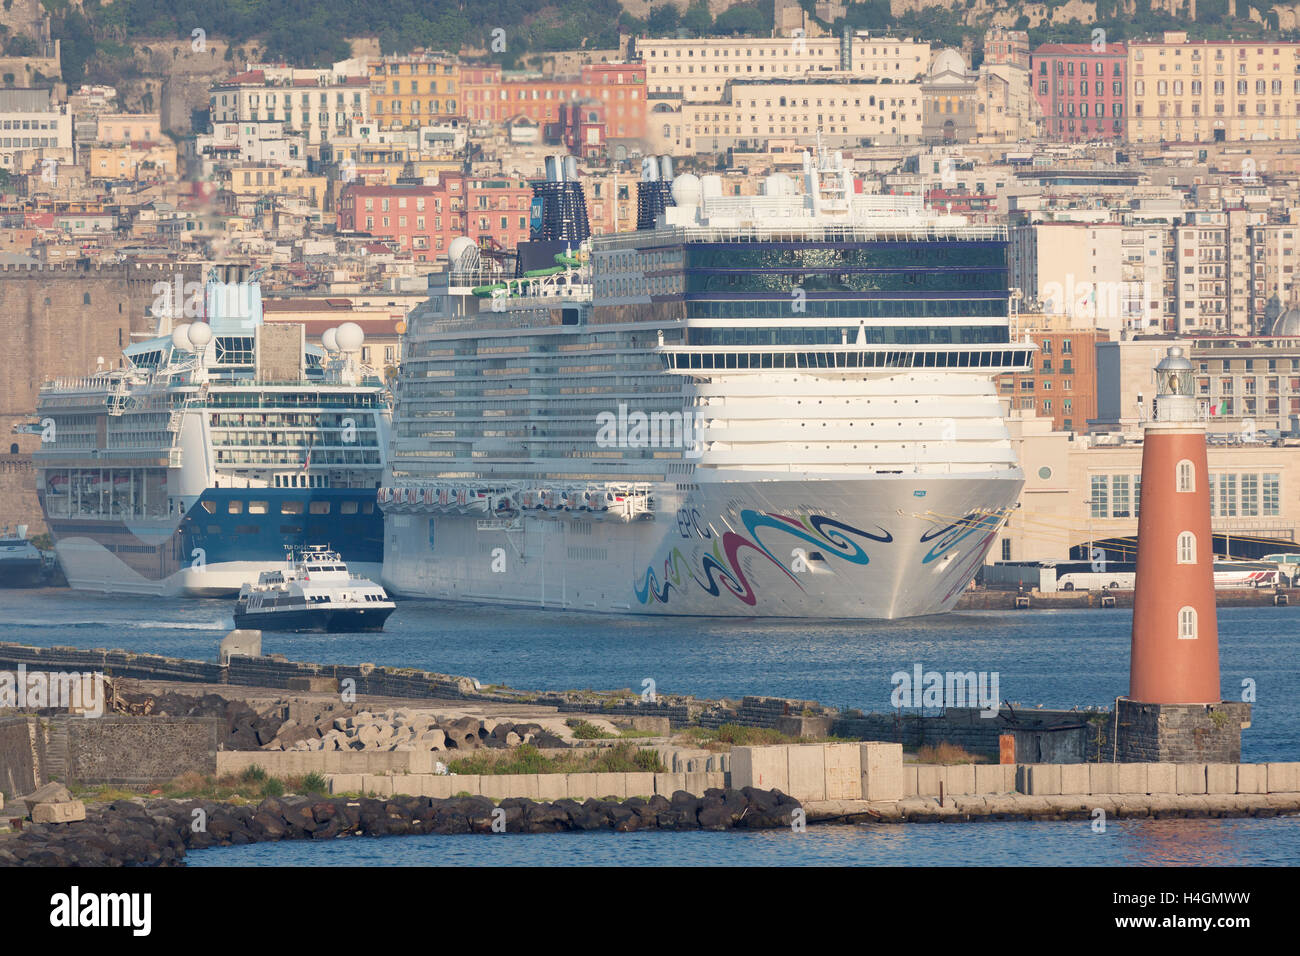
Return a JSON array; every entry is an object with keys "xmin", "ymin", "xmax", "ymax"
[{"xmin": 0, "ymin": 787, "xmax": 802, "ymax": 867}]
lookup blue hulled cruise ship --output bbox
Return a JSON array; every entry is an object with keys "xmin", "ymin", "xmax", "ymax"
[{"xmin": 32, "ymin": 270, "xmax": 389, "ymax": 596}]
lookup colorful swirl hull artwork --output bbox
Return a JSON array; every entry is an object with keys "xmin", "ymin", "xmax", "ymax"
[{"xmin": 634, "ymin": 507, "xmax": 1005, "ymax": 611}]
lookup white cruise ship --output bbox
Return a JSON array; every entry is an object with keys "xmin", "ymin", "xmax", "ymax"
[
  {"xmin": 31, "ymin": 270, "xmax": 390, "ymax": 596},
  {"xmin": 381, "ymin": 150, "xmax": 1033, "ymax": 618}
]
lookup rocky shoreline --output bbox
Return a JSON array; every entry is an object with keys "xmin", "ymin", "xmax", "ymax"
[{"xmin": 0, "ymin": 786, "xmax": 802, "ymax": 867}]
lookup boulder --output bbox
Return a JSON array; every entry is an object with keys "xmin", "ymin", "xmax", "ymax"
[{"xmin": 31, "ymin": 801, "xmax": 86, "ymax": 824}]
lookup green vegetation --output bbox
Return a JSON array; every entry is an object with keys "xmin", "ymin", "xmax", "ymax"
[
  {"xmin": 74, "ymin": 768, "xmax": 336, "ymax": 804},
  {"xmin": 447, "ymin": 741, "xmax": 666, "ymax": 775},
  {"xmin": 566, "ymin": 718, "xmax": 615, "ymax": 740},
  {"xmin": 674, "ymin": 723, "xmax": 846, "ymax": 752}
]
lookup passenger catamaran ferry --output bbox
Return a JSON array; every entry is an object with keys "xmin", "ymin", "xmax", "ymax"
[
  {"xmin": 382, "ymin": 149, "xmax": 1033, "ymax": 618},
  {"xmin": 32, "ymin": 271, "xmax": 390, "ymax": 596}
]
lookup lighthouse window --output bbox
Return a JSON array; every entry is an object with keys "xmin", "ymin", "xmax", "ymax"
[
  {"xmin": 1177, "ymin": 531, "xmax": 1196, "ymax": 564},
  {"xmin": 1178, "ymin": 606, "xmax": 1198, "ymax": 640},
  {"xmin": 1176, "ymin": 459, "xmax": 1195, "ymax": 492}
]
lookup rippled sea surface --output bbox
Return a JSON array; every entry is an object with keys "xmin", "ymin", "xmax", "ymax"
[
  {"xmin": 3, "ymin": 589, "xmax": 1296, "ymax": 866},
  {"xmin": 186, "ymin": 818, "xmax": 1298, "ymax": 867}
]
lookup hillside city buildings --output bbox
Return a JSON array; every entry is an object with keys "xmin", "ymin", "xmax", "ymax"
[{"xmin": 1, "ymin": 23, "xmax": 1299, "ymax": 563}]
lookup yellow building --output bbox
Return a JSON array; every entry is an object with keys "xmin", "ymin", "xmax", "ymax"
[
  {"xmin": 369, "ymin": 50, "xmax": 460, "ymax": 129},
  {"xmin": 279, "ymin": 172, "xmax": 329, "ymax": 209},
  {"xmin": 86, "ymin": 142, "xmax": 178, "ymax": 179},
  {"xmin": 1127, "ymin": 32, "xmax": 1300, "ymax": 144}
]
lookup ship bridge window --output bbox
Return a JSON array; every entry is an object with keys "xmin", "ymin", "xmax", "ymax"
[
  {"xmin": 200, "ymin": 501, "xmax": 216, "ymax": 513},
  {"xmin": 309, "ymin": 501, "xmax": 331, "ymax": 514},
  {"xmin": 281, "ymin": 501, "xmax": 304, "ymax": 514},
  {"xmin": 235, "ymin": 525, "xmax": 259, "ymax": 535},
  {"xmin": 341, "ymin": 500, "xmax": 359, "ymax": 515},
  {"xmin": 215, "ymin": 337, "xmax": 255, "ymax": 365},
  {"xmin": 228, "ymin": 501, "xmax": 243, "ymax": 514},
  {"xmin": 249, "ymin": 501, "xmax": 269, "ymax": 514},
  {"xmin": 362, "ymin": 502, "xmax": 375, "ymax": 514}
]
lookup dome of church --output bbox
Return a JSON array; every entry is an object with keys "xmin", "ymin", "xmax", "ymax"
[
  {"xmin": 1272, "ymin": 305, "xmax": 1300, "ymax": 336},
  {"xmin": 930, "ymin": 49, "xmax": 968, "ymax": 77}
]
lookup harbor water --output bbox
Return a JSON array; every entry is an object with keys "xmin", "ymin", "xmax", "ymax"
[{"xmin": 2, "ymin": 590, "xmax": 1295, "ymax": 866}]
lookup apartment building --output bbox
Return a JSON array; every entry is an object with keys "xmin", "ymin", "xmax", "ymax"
[
  {"xmin": 1127, "ymin": 33, "xmax": 1300, "ymax": 144},
  {"xmin": 996, "ymin": 317, "xmax": 1109, "ymax": 432},
  {"xmin": 368, "ymin": 50, "xmax": 459, "ymax": 129},
  {"xmin": 658, "ymin": 77, "xmax": 924, "ymax": 155},
  {"xmin": 209, "ymin": 69, "xmax": 369, "ymax": 148},
  {"xmin": 1010, "ymin": 221, "xmax": 1167, "ymax": 336},
  {"xmin": 638, "ymin": 33, "xmax": 928, "ymax": 102},
  {"xmin": 1030, "ymin": 42, "xmax": 1127, "ymax": 142},
  {"xmin": 336, "ymin": 176, "xmax": 531, "ymax": 260}
]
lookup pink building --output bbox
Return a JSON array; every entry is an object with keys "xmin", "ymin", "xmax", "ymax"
[{"xmin": 1031, "ymin": 42, "xmax": 1127, "ymax": 142}]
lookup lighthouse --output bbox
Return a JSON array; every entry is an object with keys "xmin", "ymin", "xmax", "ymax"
[{"xmin": 1129, "ymin": 345, "xmax": 1220, "ymax": 704}]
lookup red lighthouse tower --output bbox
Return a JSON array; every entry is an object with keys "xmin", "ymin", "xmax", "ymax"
[{"xmin": 1129, "ymin": 346, "xmax": 1220, "ymax": 704}]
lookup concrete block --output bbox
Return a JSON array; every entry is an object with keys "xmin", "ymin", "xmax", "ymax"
[
  {"xmin": 823, "ymin": 743, "xmax": 862, "ymax": 800},
  {"xmin": 566, "ymin": 773, "xmax": 601, "ymax": 800},
  {"xmin": 901, "ymin": 765, "xmax": 919, "ymax": 798},
  {"xmin": 359, "ymin": 774, "xmax": 393, "ymax": 797},
  {"xmin": 594, "ymin": 772, "xmax": 626, "ymax": 799},
  {"xmin": 774, "ymin": 715, "xmax": 833, "ymax": 738},
  {"xmin": 860, "ymin": 743, "xmax": 903, "ymax": 801},
  {"xmin": 1206, "ymin": 764, "xmax": 1236, "ymax": 794},
  {"xmin": 479, "ymin": 775, "xmax": 538, "ymax": 800},
  {"xmin": 1266, "ymin": 762, "xmax": 1300, "ymax": 793},
  {"xmin": 1060, "ymin": 763, "xmax": 1089, "ymax": 794},
  {"xmin": 1116, "ymin": 763, "xmax": 1148, "ymax": 794},
  {"xmin": 1020, "ymin": 764, "xmax": 1061, "ymax": 796},
  {"xmin": 446, "ymin": 774, "xmax": 479, "ymax": 797},
  {"xmin": 730, "ymin": 745, "xmax": 789, "ymax": 793},
  {"xmin": 681, "ymin": 771, "xmax": 725, "ymax": 794},
  {"xmin": 786, "ymin": 744, "xmax": 827, "ymax": 802},
  {"xmin": 328, "ymin": 773, "xmax": 363, "ymax": 795},
  {"xmin": 974, "ymin": 764, "xmax": 1009, "ymax": 794},
  {"xmin": 1235, "ymin": 764, "xmax": 1266, "ymax": 795},
  {"xmin": 31, "ymin": 801, "xmax": 86, "ymax": 824},
  {"xmin": 1176, "ymin": 764, "xmax": 1207, "ymax": 795},
  {"xmin": 625, "ymin": 772, "xmax": 656, "ymax": 798},
  {"xmin": 1089, "ymin": 762, "xmax": 1119, "ymax": 795},
  {"xmin": 534, "ymin": 774, "xmax": 567, "ymax": 801},
  {"xmin": 945, "ymin": 763, "xmax": 976, "ymax": 795},
  {"xmin": 653, "ymin": 773, "xmax": 686, "ymax": 797},
  {"xmin": 391, "ymin": 774, "xmax": 428, "ymax": 797},
  {"xmin": 1146, "ymin": 763, "xmax": 1176, "ymax": 793},
  {"xmin": 916, "ymin": 765, "xmax": 945, "ymax": 797},
  {"xmin": 427, "ymin": 775, "xmax": 456, "ymax": 799}
]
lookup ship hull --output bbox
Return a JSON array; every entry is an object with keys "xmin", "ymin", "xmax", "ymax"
[
  {"xmin": 43, "ymin": 488, "xmax": 384, "ymax": 597},
  {"xmin": 0, "ymin": 557, "xmax": 46, "ymax": 588},
  {"xmin": 232, "ymin": 606, "xmax": 394, "ymax": 633},
  {"xmin": 382, "ymin": 474, "xmax": 1020, "ymax": 619}
]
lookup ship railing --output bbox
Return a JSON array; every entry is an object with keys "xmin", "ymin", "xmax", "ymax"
[{"xmin": 595, "ymin": 223, "xmax": 1008, "ymax": 249}]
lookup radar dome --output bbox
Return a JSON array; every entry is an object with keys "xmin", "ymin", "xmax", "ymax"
[
  {"xmin": 671, "ymin": 173, "xmax": 701, "ymax": 206},
  {"xmin": 336, "ymin": 322, "xmax": 365, "ymax": 352},
  {"xmin": 322, "ymin": 327, "xmax": 339, "ymax": 352},
  {"xmin": 448, "ymin": 236, "xmax": 477, "ymax": 264},
  {"xmin": 171, "ymin": 324, "xmax": 193, "ymax": 351},
  {"xmin": 187, "ymin": 322, "xmax": 213, "ymax": 348}
]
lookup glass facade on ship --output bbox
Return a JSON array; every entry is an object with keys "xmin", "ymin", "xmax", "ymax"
[{"xmin": 657, "ymin": 236, "xmax": 1011, "ymax": 342}]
